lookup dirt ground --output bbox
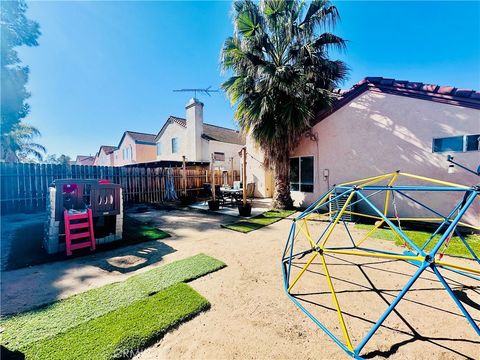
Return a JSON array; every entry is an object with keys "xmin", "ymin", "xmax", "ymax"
[{"xmin": 2, "ymin": 208, "xmax": 479, "ymax": 359}]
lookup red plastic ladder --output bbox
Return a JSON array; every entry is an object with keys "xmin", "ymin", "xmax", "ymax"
[{"xmin": 64, "ymin": 209, "xmax": 96, "ymax": 256}]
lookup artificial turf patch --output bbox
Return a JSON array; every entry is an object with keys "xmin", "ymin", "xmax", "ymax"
[
  {"xmin": 0, "ymin": 253, "xmax": 225, "ymax": 350},
  {"xmin": 355, "ymin": 224, "xmax": 480, "ymax": 258},
  {"xmin": 23, "ymin": 283, "xmax": 209, "ymax": 360},
  {"xmin": 222, "ymin": 209, "xmax": 296, "ymax": 233},
  {"xmin": 123, "ymin": 215, "xmax": 171, "ymax": 242}
]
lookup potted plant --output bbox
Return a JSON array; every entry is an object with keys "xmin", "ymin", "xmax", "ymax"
[
  {"xmin": 238, "ymin": 202, "xmax": 251, "ymax": 217},
  {"xmin": 208, "ymin": 199, "xmax": 220, "ymax": 211}
]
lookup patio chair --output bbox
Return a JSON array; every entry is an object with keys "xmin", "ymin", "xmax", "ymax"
[{"xmin": 246, "ymin": 183, "xmax": 255, "ymax": 202}]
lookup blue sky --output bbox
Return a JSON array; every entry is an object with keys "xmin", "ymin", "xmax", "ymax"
[{"xmin": 19, "ymin": 1, "xmax": 480, "ymax": 158}]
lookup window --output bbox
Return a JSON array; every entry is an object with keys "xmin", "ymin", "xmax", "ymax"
[
  {"xmin": 171, "ymin": 138, "xmax": 179, "ymax": 154},
  {"xmin": 156, "ymin": 142, "xmax": 162, "ymax": 156},
  {"xmin": 433, "ymin": 134, "xmax": 480, "ymax": 153},
  {"xmin": 466, "ymin": 134, "xmax": 480, "ymax": 151},
  {"xmin": 290, "ymin": 156, "xmax": 314, "ymax": 192}
]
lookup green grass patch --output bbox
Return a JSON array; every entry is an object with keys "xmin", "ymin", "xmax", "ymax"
[
  {"xmin": 0, "ymin": 254, "xmax": 225, "ymax": 350},
  {"xmin": 222, "ymin": 209, "xmax": 296, "ymax": 233},
  {"xmin": 355, "ymin": 224, "xmax": 480, "ymax": 258},
  {"xmin": 23, "ymin": 283, "xmax": 208, "ymax": 360},
  {"xmin": 123, "ymin": 215, "xmax": 171, "ymax": 242}
]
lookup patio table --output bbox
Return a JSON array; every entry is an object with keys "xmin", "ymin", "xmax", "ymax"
[{"xmin": 220, "ymin": 187, "xmax": 243, "ymax": 204}]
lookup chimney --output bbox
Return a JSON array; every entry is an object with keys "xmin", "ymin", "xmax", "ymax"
[{"xmin": 185, "ymin": 97, "xmax": 204, "ymax": 161}]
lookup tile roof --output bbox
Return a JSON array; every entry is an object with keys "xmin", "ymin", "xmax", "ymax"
[
  {"xmin": 313, "ymin": 76, "xmax": 480, "ymax": 125},
  {"xmin": 125, "ymin": 131, "xmax": 157, "ymax": 144},
  {"xmin": 75, "ymin": 155, "xmax": 95, "ymax": 165},
  {"xmin": 99, "ymin": 145, "xmax": 117, "ymax": 155},
  {"xmin": 155, "ymin": 116, "xmax": 245, "ymax": 145}
]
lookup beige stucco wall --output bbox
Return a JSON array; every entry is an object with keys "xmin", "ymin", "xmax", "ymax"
[
  {"xmin": 94, "ymin": 150, "xmax": 114, "ymax": 166},
  {"xmin": 156, "ymin": 122, "xmax": 187, "ymax": 161},
  {"xmin": 288, "ymin": 91, "xmax": 479, "ymax": 227},
  {"xmin": 156, "ymin": 121, "xmax": 243, "ymax": 172},
  {"xmin": 207, "ymin": 140, "xmax": 243, "ymax": 171},
  {"xmin": 245, "ymin": 134, "xmax": 274, "ymax": 198},
  {"xmin": 113, "ymin": 134, "xmax": 156, "ymax": 166}
]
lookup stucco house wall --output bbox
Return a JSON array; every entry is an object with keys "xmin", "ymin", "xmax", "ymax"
[
  {"xmin": 154, "ymin": 99, "xmax": 245, "ymax": 170},
  {"xmin": 113, "ymin": 133, "xmax": 156, "ymax": 166},
  {"xmin": 155, "ymin": 121, "xmax": 187, "ymax": 161},
  {"xmin": 245, "ymin": 134, "xmax": 274, "ymax": 198},
  {"xmin": 289, "ymin": 91, "xmax": 479, "ymax": 227},
  {"xmin": 94, "ymin": 150, "xmax": 114, "ymax": 166}
]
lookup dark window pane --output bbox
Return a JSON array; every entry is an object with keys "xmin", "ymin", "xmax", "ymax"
[
  {"xmin": 300, "ymin": 184, "xmax": 314, "ymax": 192},
  {"xmin": 433, "ymin": 136, "xmax": 463, "ymax": 152},
  {"xmin": 466, "ymin": 134, "xmax": 480, "ymax": 151},
  {"xmin": 301, "ymin": 156, "xmax": 314, "ymax": 184},
  {"xmin": 289, "ymin": 158, "xmax": 299, "ymax": 183},
  {"xmin": 291, "ymin": 183, "xmax": 299, "ymax": 191}
]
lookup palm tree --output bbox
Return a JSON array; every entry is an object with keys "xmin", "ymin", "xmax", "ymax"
[
  {"xmin": 221, "ymin": 0, "xmax": 347, "ymax": 209},
  {"xmin": 1, "ymin": 123, "xmax": 46, "ymax": 162}
]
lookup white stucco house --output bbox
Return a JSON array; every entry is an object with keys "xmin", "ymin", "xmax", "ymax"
[
  {"xmin": 154, "ymin": 98, "xmax": 245, "ymax": 170},
  {"xmin": 94, "ymin": 145, "xmax": 117, "ymax": 166},
  {"xmin": 247, "ymin": 77, "xmax": 480, "ymax": 227}
]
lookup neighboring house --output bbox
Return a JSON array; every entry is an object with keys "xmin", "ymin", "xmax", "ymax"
[
  {"xmin": 154, "ymin": 98, "xmax": 245, "ymax": 170},
  {"xmin": 247, "ymin": 77, "xmax": 480, "ymax": 227},
  {"xmin": 112, "ymin": 131, "xmax": 157, "ymax": 166},
  {"xmin": 74, "ymin": 155, "xmax": 95, "ymax": 165},
  {"xmin": 94, "ymin": 145, "xmax": 117, "ymax": 166}
]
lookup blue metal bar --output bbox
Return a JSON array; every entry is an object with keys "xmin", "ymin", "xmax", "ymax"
[
  {"xmin": 356, "ymin": 191, "xmax": 425, "ymax": 256},
  {"xmin": 286, "ymin": 222, "xmax": 296, "ymax": 285},
  {"xmin": 437, "ymin": 263, "xmax": 480, "ymax": 282},
  {"xmin": 396, "ymin": 190, "xmax": 459, "ymax": 219},
  {"xmin": 419, "ymin": 203, "xmax": 462, "ymax": 250},
  {"xmin": 354, "ymin": 262, "xmax": 428, "ymax": 355},
  {"xmin": 282, "ymin": 223, "xmax": 295, "ymax": 259},
  {"xmin": 280, "ymin": 263, "xmax": 356, "ymax": 358},
  {"xmin": 356, "ymin": 246, "xmax": 414, "ymax": 257},
  {"xmin": 297, "ymin": 188, "xmax": 354, "ymax": 220},
  {"xmin": 431, "ymin": 265, "xmax": 480, "ymax": 336},
  {"xmin": 430, "ymin": 191, "xmax": 478, "ymax": 256},
  {"xmin": 336, "ymin": 185, "xmax": 470, "ymax": 192},
  {"xmin": 454, "ymin": 228, "xmax": 480, "ymax": 263},
  {"xmin": 296, "ymin": 188, "xmax": 334, "ymax": 217}
]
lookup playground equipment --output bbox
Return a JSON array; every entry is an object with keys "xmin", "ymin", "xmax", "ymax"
[{"xmin": 282, "ymin": 171, "xmax": 479, "ymax": 359}]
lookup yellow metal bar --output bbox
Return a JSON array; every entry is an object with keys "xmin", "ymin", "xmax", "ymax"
[
  {"xmin": 320, "ymin": 191, "xmax": 356, "ymax": 247},
  {"xmin": 357, "ymin": 174, "xmax": 396, "ymax": 188},
  {"xmin": 435, "ymin": 260, "xmax": 480, "ymax": 275},
  {"xmin": 287, "ymin": 252, "xmax": 318, "ymax": 292},
  {"xmin": 319, "ymin": 253, "xmax": 354, "ymax": 351},
  {"xmin": 339, "ymin": 173, "xmax": 396, "ymax": 186},
  {"xmin": 311, "ymin": 189, "xmax": 336, "ymax": 212},
  {"xmin": 383, "ymin": 173, "xmax": 399, "ymax": 216},
  {"xmin": 324, "ymin": 248, "xmax": 424, "ymax": 262},
  {"xmin": 356, "ymin": 220, "xmax": 384, "ymax": 247},
  {"xmin": 400, "ymin": 172, "xmax": 469, "ymax": 189},
  {"xmin": 341, "ymin": 211, "xmax": 383, "ymax": 221},
  {"xmin": 298, "ymin": 219, "xmax": 317, "ymax": 248}
]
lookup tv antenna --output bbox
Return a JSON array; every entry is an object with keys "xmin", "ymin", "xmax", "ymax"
[{"xmin": 173, "ymin": 86, "xmax": 219, "ymax": 98}]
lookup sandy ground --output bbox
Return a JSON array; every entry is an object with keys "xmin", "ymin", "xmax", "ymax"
[{"xmin": 1, "ymin": 208, "xmax": 479, "ymax": 359}]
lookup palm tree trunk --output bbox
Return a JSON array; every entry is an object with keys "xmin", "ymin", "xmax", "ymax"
[{"xmin": 272, "ymin": 153, "xmax": 294, "ymax": 209}]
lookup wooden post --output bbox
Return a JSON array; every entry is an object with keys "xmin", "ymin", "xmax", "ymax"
[
  {"xmin": 242, "ymin": 147, "xmax": 247, "ymax": 206},
  {"xmin": 182, "ymin": 155, "xmax": 187, "ymax": 196},
  {"xmin": 230, "ymin": 157, "xmax": 234, "ymax": 187},
  {"xmin": 211, "ymin": 153, "xmax": 215, "ymax": 202}
]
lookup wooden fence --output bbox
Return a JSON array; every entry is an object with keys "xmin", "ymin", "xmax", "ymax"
[{"xmin": 0, "ymin": 163, "xmax": 239, "ymax": 214}]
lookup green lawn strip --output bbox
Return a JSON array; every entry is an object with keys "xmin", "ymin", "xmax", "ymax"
[
  {"xmin": 23, "ymin": 283, "xmax": 209, "ymax": 360},
  {"xmin": 222, "ymin": 209, "xmax": 296, "ymax": 233},
  {"xmin": 1, "ymin": 254, "xmax": 225, "ymax": 350},
  {"xmin": 123, "ymin": 215, "xmax": 170, "ymax": 241},
  {"xmin": 355, "ymin": 224, "xmax": 480, "ymax": 258}
]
